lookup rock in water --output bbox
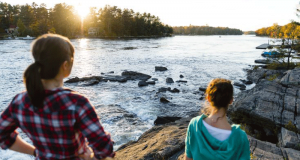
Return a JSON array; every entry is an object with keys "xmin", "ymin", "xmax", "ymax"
[
  {"xmin": 199, "ymin": 87, "xmax": 206, "ymax": 92},
  {"xmin": 155, "ymin": 66, "xmax": 168, "ymax": 71},
  {"xmin": 121, "ymin": 71, "xmax": 151, "ymax": 81},
  {"xmin": 170, "ymin": 88, "xmax": 180, "ymax": 93},
  {"xmin": 160, "ymin": 97, "xmax": 170, "ymax": 103},
  {"xmin": 158, "ymin": 87, "xmax": 170, "ymax": 93},
  {"xmin": 65, "ymin": 77, "xmax": 80, "ymax": 83},
  {"xmin": 138, "ymin": 81, "xmax": 148, "ymax": 87},
  {"xmin": 154, "ymin": 117, "xmax": 182, "ymax": 125},
  {"xmin": 180, "ymin": 74, "xmax": 184, "ymax": 78},
  {"xmin": 166, "ymin": 77, "xmax": 174, "ymax": 83},
  {"xmin": 146, "ymin": 81, "xmax": 156, "ymax": 85}
]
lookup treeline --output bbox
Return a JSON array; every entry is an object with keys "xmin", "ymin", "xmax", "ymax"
[
  {"xmin": 255, "ymin": 22, "xmax": 300, "ymax": 38},
  {"xmin": 243, "ymin": 31, "xmax": 255, "ymax": 35},
  {"xmin": 0, "ymin": 2, "xmax": 173, "ymax": 38},
  {"xmin": 173, "ymin": 25, "xmax": 243, "ymax": 35}
]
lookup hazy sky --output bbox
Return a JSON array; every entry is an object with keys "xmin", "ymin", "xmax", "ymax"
[{"xmin": 7, "ymin": 0, "xmax": 300, "ymax": 31}]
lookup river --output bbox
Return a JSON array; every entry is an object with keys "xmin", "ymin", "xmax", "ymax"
[{"xmin": 0, "ymin": 35, "xmax": 267, "ymax": 159}]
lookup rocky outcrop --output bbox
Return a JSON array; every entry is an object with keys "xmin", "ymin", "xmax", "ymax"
[
  {"xmin": 115, "ymin": 117, "xmax": 190, "ymax": 160},
  {"xmin": 65, "ymin": 71, "xmax": 151, "ymax": 85}
]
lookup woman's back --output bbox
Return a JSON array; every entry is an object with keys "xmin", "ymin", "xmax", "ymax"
[
  {"xmin": 1, "ymin": 87, "xmax": 114, "ymax": 159},
  {"xmin": 185, "ymin": 115, "xmax": 249, "ymax": 160}
]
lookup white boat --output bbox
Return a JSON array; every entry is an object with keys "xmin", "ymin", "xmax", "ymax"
[{"xmin": 22, "ymin": 35, "xmax": 35, "ymax": 40}]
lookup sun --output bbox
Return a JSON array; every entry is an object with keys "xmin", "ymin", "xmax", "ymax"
[{"xmin": 76, "ymin": 4, "xmax": 89, "ymax": 21}]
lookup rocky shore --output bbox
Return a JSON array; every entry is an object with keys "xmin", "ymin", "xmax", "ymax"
[
  {"xmin": 112, "ymin": 67, "xmax": 300, "ymax": 160},
  {"xmin": 65, "ymin": 65, "xmax": 300, "ymax": 159}
]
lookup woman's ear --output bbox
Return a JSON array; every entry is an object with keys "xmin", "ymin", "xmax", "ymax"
[
  {"xmin": 207, "ymin": 95, "xmax": 211, "ymax": 102},
  {"xmin": 229, "ymin": 97, "xmax": 233, "ymax": 104}
]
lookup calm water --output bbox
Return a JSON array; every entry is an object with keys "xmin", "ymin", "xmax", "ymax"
[{"xmin": 0, "ymin": 35, "xmax": 267, "ymax": 159}]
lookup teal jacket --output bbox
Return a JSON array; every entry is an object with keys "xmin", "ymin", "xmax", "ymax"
[{"xmin": 185, "ymin": 114, "xmax": 250, "ymax": 160}]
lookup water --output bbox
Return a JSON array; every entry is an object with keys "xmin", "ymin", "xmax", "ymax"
[{"xmin": 0, "ymin": 35, "xmax": 267, "ymax": 159}]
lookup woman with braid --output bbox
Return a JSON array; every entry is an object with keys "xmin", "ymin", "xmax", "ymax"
[
  {"xmin": 185, "ymin": 78, "xmax": 250, "ymax": 160},
  {"xmin": 0, "ymin": 34, "xmax": 114, "ymax": 159}
]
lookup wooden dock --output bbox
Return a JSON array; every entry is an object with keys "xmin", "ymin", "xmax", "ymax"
[{"xmin": 256, "ymin": 44, "xmax": 270, "ymax": 49}]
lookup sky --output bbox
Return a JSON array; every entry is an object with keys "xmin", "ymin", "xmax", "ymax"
[{"xmin": 6, "ymin": 0, "xmax": 300, "ymax": 31}]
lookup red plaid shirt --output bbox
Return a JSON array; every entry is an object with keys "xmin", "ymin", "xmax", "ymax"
[{"xmin": 0, "ymin": 87, "xmax": 115, "ymax": 159}]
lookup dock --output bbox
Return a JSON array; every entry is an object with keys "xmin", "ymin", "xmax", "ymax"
[{"xmin": 256, "ymin": 44, "xmax": 270, "ymax": 49}]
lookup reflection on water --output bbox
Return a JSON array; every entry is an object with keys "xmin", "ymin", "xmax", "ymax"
[{"xmin": 0, "ymin": 35, "xmax": 268, "ymax": 158}]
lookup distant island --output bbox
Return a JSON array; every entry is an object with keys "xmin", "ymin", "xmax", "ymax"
[{"xmin": 173, "ymin": 25, "xmax": 243, "ymax": 35}]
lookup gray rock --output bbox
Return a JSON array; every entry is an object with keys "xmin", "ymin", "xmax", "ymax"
[
  {"xmin": 176, "ymin": 80, "xmax": 187, "ymax": 83},
  {"xmin": 280, "ymin": 68, "xmax": 300, "ymax": 86},
  {"xmin": 138, "ymin": 81, "xmax": 148, "ymax": 87},
  {"xmin": 65, "ymin": 77, "xmax": 80, "ymax": 83},
  {"xmin": 158, "ymin": 87, "xmax": 170, "ymax": 93},
  {"xmin": 155, "ymin": 66, "xmax": 168, "ymax": 71},
  {"xmin": 146, "ymin": 81, "xmax": 156, "ymax": 85},
  {"xmin": 233, "ymin": 82, "xmax": 246, "ymax": 90},
  {"xmin": 166, "ymin": 77, "xmax": 174, "ymax": 83},
  {"xmin": 152, "ymin": 78, "xmax": 158, "ymax": 81},
  {"xmin": 102, "ymin": 75, "xmax": 127, "ymax": 83},
  {"xmin": 82, "ymin": 79, "xmax": 100, "ymax": 86},
  {"xmin": 255, "ymin": 59, "xmax": 272, "ymax": 64},
  {"xmin": 121, "ymin": 71, "xmax": 151, "ymax": 81},
  {"xmin": 285, "ymin": 148, "xmax": 300, "ymax": 160},
  {"xmin": 180, "ymin": 75, "xmax": 184, "ymax": 78},
  {"xmin": 229, "ymin": 78, "xmax": 300, "ymax": 136},
  {"xmin": 169, "ymin": 88, "xmax": 180, "ymax": 93},
  {"xmin": 199, "ymin": 87, "xmax": 206, "ymax": 92},
  {"xmin": 65, "ymin": 76, "xmax": 102, "ymax": 83},
  {"xmin": 280, "ymin": 127, "xmax": 300, "ymax": 150},
  {"xmin": 248, "ymin": 135, "xmax": 287, "ymax": 159},
  {"xmin": 160, "ymin": 97, "xmax": 170, "ymax": 103},
  {"xmin": 247, "ymin": 68, "xmax": 285, "ymax": 83}
]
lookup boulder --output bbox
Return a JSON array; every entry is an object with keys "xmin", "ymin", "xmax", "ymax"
[
  {"xmin": 152, "ymin": 78, "xmax": 158, "ymax": 81},
  {"xmin": 247, "ymin": 68, "xmax": 285, "ymax": 83},
  {"xmin": 233, "ymin": 82, "xmax": 246, "ymax": 90},
  {"xmin": 199, "ymin": 87, "xmax": 206, "ymax": 92},
  {"xmin": 166, "ymin": 78, "xmax": 174, "ymax": 83},
  {"xmin": 121, "ymin": 71, "xmax": 151, "ymax": 81},
  {"xmin": 146, "ymin": 81, "xmax": 156, "ymax": 85},
  {"xmin": 278, "ymin": 127, "xmax": 300, "ymax": 150},
  {"xmin": 102, "ymin": 75, "xmax": 127, "ymax": 83},
  {"xmin": 155, "ymin": 66, "xmax": 168, "ymax": 71},
  {"xmin": 160, "ymin": 97, "xmax": 170, "ymax": 103},
  {"xmin": 138, "ymin": 81, "xmax": 148, "ymax": 87},
  {"xmin": 169, "ymin": 88, "xmax": 180, "ymax": 93},
  {"xmin": 176, "ymin": 80, "xmax": 187, "ymax": 83},
  {"xmin": 115, "ymin": 117, "xmax": 189, "ymax": 160},
  {"xmin": 82, "ymin": 79, "xmax": 100, "ymax": 86},
  {"xmin": 65, "ymin": 77, "xmax": 80, "ymax": 83},
  {"xmin": 229, "ymin": 79, "xmax": 300, "ymax": 136},
  {"xmin": 280, "ymin": 67, "xmax": 300, "ymax": 86},
  {"xmin": 254, "ymin": 59, "xmax": 272, "ymax": 64},
  {"xmin": 154, "ymin": 117, "xmax": 182, "ymax": 125},
  {"xmin": 240, "ymin": 79, "xmax": 253, "ymax": 85},
  {"xmin": 158, "ymin": 87, "xmax": 170, "ymax": 93},
  {"xmin": 180, "ymin": 75, "xmax": 184, "ymax": 78}
]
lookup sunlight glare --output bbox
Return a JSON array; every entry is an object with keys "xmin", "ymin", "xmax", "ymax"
[{"xmin": 76, "ymin": 4, "xmax": 89, "ymax": 21}]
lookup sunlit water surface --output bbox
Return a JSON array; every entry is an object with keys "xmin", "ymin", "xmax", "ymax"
[{"xmin": 0, "ymin": 35, "xmax": 267, "ymax": 159}]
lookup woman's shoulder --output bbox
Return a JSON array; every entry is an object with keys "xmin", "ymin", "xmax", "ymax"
[
  {"xmin": 231, "ymin": 124, "xmax": 248, "ymax": 140},
  {"xmin": 189, "ymin": 114, "xmax": 207, "ymax": 126}
]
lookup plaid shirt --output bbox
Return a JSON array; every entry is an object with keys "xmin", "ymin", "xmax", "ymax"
[{"xmin": 0, "ymin": 87, "xmax": 115, "ymax": 159}]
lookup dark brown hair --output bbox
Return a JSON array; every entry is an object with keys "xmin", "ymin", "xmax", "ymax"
[
  {"xmin": 202, "ymin": 78, "xmax": 233, "ymax": 115},
  {"xmin": 23, "ymin": 34, "xmax": 74, "ymax": 108}
]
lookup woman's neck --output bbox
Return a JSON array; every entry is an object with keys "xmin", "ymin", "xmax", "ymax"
[
  {"xmin": 42, "ymin": 77, "xmax": 63, "ymax": 90},
  {"xmin": 204, "ymin": 107, "xmax": 231, "ymax": 130}
]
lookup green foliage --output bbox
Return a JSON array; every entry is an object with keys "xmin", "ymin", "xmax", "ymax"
[
  {"xmin": 0, "ymin": 2, "xmax": 172, "ymax": 38},
  {"xmin": 285, "ymin": 120, "xmax": 298, "ymax": 133},
  {"xmin": 267, "ymin": 74, "xmax": 279, "ymax": 81},
  {"xmin": 173, "ymin": 25, "xmax": 243, "ymax": 35}
]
